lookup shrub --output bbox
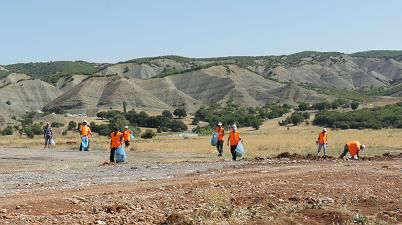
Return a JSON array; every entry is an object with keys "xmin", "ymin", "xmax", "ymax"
[
  {"xmin": 68, "ymin": 121, "xmax": 77, "ymax": 130},
  {"xmin": 24, "ymin": 124, "xmax": 42, "ymax": 138},
  {"xmin": 51, "ymin": 106, "xmax": 65, "ymax": 115},
  {"xmin": 351, "ymin": 101, "xmax": 359, "ymax": 110},
  {"xmin": 110, "ymin": 114, "xmax": 130, "ymax": 131},
  {"xmin": 313, "ymin": 103, "xmax": 402, "ymax": 129},
  {"xmin": 250, "ymin": 118, "xmax": 262, "ymax": 130},
  {"xmin": 173, "ymin": 108, "xmax": 187, "ymax": 118},
  {"xmin": 279, "ymin": 112, "xmax": 308, "ymax": 126},
  {"xmin": 51, "ymin": 122, "xmax": 64, "ymax": 128},
  {"xmin": 297, "ymin": 102, "xmax": 309, "ymax": 111},
  {"xmin": 192, "ymin": 125, "xmax": 213, "ymax": 135},
  {"xmin": 91, "ymin": 124, "xmax": 112, "ymax": 136},
  {"xmin": 6, "ymin": 100, "xmax": 11, "ymax": 105},
  {"xmin": 2, "ymin": 126, "xmax": 13, "ymax": 135},
  {"xmin": 170, "ymin": 120, "xmax": 188, "ymax": 132},
  {"xmin": 141, "ymin": 129, "xmax": 156, "ymax": 139},
  {"xmin": 62, "ymin": 130, "xmax": 68, "ymax": 135},
  {"xmin": 192, "ymin": 117, "xmax": 200, "ymax": 125},
  {"xmin": 162, "ymin": 110, "xmax": 173, "ymax": 119}
]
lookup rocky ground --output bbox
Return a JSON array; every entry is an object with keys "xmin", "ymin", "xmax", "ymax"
[{"xmin": 0, "ymin": 153, "xmax": 401, "ymax": 225}]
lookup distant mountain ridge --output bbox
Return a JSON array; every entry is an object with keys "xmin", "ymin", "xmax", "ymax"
[{"xmin": 1, "ymin": 50, "xmax": 402, "ymax": 125}]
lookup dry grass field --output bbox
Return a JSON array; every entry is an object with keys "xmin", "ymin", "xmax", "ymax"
[{"xmin": 1, "ymin": 117, "xmax": 401, "ymax": 163}]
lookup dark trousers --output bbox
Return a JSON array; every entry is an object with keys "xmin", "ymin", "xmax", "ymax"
[
  {"xmin": 44, "ymin": 135, "xmax": 52, "ymax": 146},
  {"xmin": 125, "ymin": 140, "xmax": 130, "ymax": 147},
  {"xmin": 216, "ymin": 140, "xmax": 224, "ymax": 155},
  {"xmin": 339, "ymin": 144, "xmax": 349, "ymax": 159},
  {"xmin": 110, "ymin": 147, "xmax": 117, "ymax": 162},
  {"xmin": 230, "ymin": 145, "xmax": 237, "ymax": 161}
]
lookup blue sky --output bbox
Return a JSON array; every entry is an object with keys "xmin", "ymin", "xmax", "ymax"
[{"xmin": 1, "ymin": 0, "xmax": 401, "ymax": 64}]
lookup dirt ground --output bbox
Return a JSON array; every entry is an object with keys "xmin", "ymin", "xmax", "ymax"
[{"xmin": 0, "ymin": 152, "xmax": 401, "ymax": 225}]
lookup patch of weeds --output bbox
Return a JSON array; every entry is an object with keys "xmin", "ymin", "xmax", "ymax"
[{"xmin": 353, "ymin": 214, "xmax": 369, "ymax": 224}]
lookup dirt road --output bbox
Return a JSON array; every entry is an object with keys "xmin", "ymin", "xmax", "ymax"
[{"xmin": 0, "ymin": 154, "xmax": 401, "ymax": 225}]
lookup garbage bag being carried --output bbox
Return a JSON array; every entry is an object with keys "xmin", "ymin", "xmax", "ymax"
[
  {"xmin": 211, "ymin": 132, "xmax": 218, "ymax": 146},
  {"xmin": 115, "ymin": 146, "xmax": 127, "ymax": 163},
  {"xmin": 130, "ymin": 133, "xmax": 135, "ymax": 140},
  {"xmin": 81, "ymin": 136, "xmax": 89, "ymax": 149},
  {"xmin": 235, "ymin": 141, "xmax": 245, "ymax": 157},
  {"xmin": 50, "ymin": 139, "xmax": 55, "ymax": 146}
]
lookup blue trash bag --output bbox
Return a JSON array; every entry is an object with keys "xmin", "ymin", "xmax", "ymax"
[
  {"xmin": 130, "ymin": 133, "xmax": 135, "ymax": 140},
  {"xmin": 81, "ymin": 136, "xmax": 89, "ymax": 149},
  {"xmin": 211, "ymin": 132, "xmax": 218, "ymax": 146},
  {"xmin": 115, "ymin": 146, "xmax": 127, "ymax": 163},
  {"xmin": 235, "ymin": 142, "xmax": 245, "ymax": 157}
]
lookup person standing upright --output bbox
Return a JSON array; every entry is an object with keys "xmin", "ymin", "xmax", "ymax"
[
  {"xmin": 215, "ymin": 122, "xmax": 225, "ymax": 156},
  {"xmin": 227, "ymin": 124, "xmax": 242, "ymax": 161},
  {"xmin": 122, "ymin": 126, "xmax": 132, "ymax": 147},
  {"xmin": 110, "ymin": 127, "xmax": 123, "ymax": 163},
  {"xmin": 316, "ymin": 128, "xmax": 328, "ymax": 157},
  {"xmin": 80, "ymin": 120, "xmax": 91, "ymax": 151},
  {"xmin": 43, "ymin": 123, "xmax": 53, "ymax": 149}
]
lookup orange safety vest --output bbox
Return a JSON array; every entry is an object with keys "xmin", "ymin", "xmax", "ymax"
[
  {"xmin": 346, "ymin": 141, "xmax": 361, "ymax": 157},
  {"xmin": 81, "ymin": 126, "xmax": 90, "ymax": 136},
  {"xmin": 228, "ymin": 130, "xmax": 240, "ymax": 146},
  {"xmin": 215, "ymin": 127, "xmax": 225, "ymax": 141},
  {"xmin": 110, "ymin": 131, "xmax": 123, "ymax": 148},
  {"xmin": 317, "ymin": 132, "xmax": 327, "ymax": 144},
  {"xmin": 123, "ymin": 129, "xmax": 131, "ymax": 141}
]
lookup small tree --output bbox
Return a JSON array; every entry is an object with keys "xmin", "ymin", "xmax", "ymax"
[
  {"xmin": 351, "ymin": 101, "xmax": 359, "ymax": 110},
  {"xmin": 111, "ymin": 114, "xmax": 130, "ymax": 131},
  {"xmin": 52, "ymin": 106, "xmax": 65, "ymax": 115},
  {"xmin": 162, "ymin": 110, "xmax": 173, "ymax": 119},
  {"xmin": 173, "ymin": 108, "xmax": 187, "ymax": 118},
  {"xmin": 123, "ymin": 101, "xmax": 127, "ymax": 113},
  {"xmin": 250, "ymin": 119, "xmax": 262, "ymax": 130},
  {"xmin": 298, "ymin": 102, "xmax": 309, "ymax": 111},
  {"xmin": 6, "ymin": 100, "xmax": 11, "ymax": 105}
]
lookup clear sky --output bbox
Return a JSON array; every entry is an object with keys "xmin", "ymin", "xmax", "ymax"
[{"xmin": 1, "ymin": 0, "xmax": 402, "ymax": 64}]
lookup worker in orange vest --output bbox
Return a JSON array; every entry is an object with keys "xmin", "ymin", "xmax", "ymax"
[
  {"xmin": 110, "ymin": 127, "xmax": 123, "ymax": 163},
  {"xmin": 227, "ymin": 124, "xmax": 242, "ymax": 161},
  {"xmin": 316, "ymin": 128, "xmax": 328, "ymax": 157},
  {"xmin": 339, "ymin": 141, "xmax": 366, "ymax": 160},
  {"xmin": 122, "ymin": 126, "xmax": 132, "ymax": 147},
  {"xmin": 80, "ymin": 120, "xmax": 92, "ymax": 151},
  {"xmin": 215, "ymin": 122, "xmax": 225, "ymax": 156}
]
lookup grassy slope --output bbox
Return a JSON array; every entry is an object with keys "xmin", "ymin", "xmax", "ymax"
[{"xmin": 4, "ymin": 61, "xmax": 103, "ymax": 84}]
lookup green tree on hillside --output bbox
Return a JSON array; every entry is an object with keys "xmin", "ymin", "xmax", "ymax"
[
  {"xmin": 351, "ymin": 101, "xmax": 359, "ymax": 110},
  {"xmin": 173, "ymin": 108, "xmax": 187, "ymax": 118}
]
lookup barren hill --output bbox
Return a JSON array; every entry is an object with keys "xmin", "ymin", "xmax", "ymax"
[
  {"xmin": 0, "ymin": 73, "xmax": 62, "ymax": 125},
  {"xmin": 1, "ymin": 50, "xmax": 402, "ymax": 118}
]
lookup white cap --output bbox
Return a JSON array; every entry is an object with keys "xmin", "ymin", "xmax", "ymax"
[
  {"xmin": 232, "ymin": 124, "xmax": 237, "ymax": 130},
  {"xmin": 323, "ymin": 128, "xmax": 327, "ymax": 132},
  {"xmin": 84, "ymin": 120, "xmax": 88, "ymax": 124},
  {"xmin": 125, "ymin": 126, "xmax": 128, "ymax": 129},
  {"xmin": 218, "ymin": 122, "xmax": 222, "ymax": 126},
  {"xmin": 361, "ymin": 144, "xmax": 366, "ymax": 150}
]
